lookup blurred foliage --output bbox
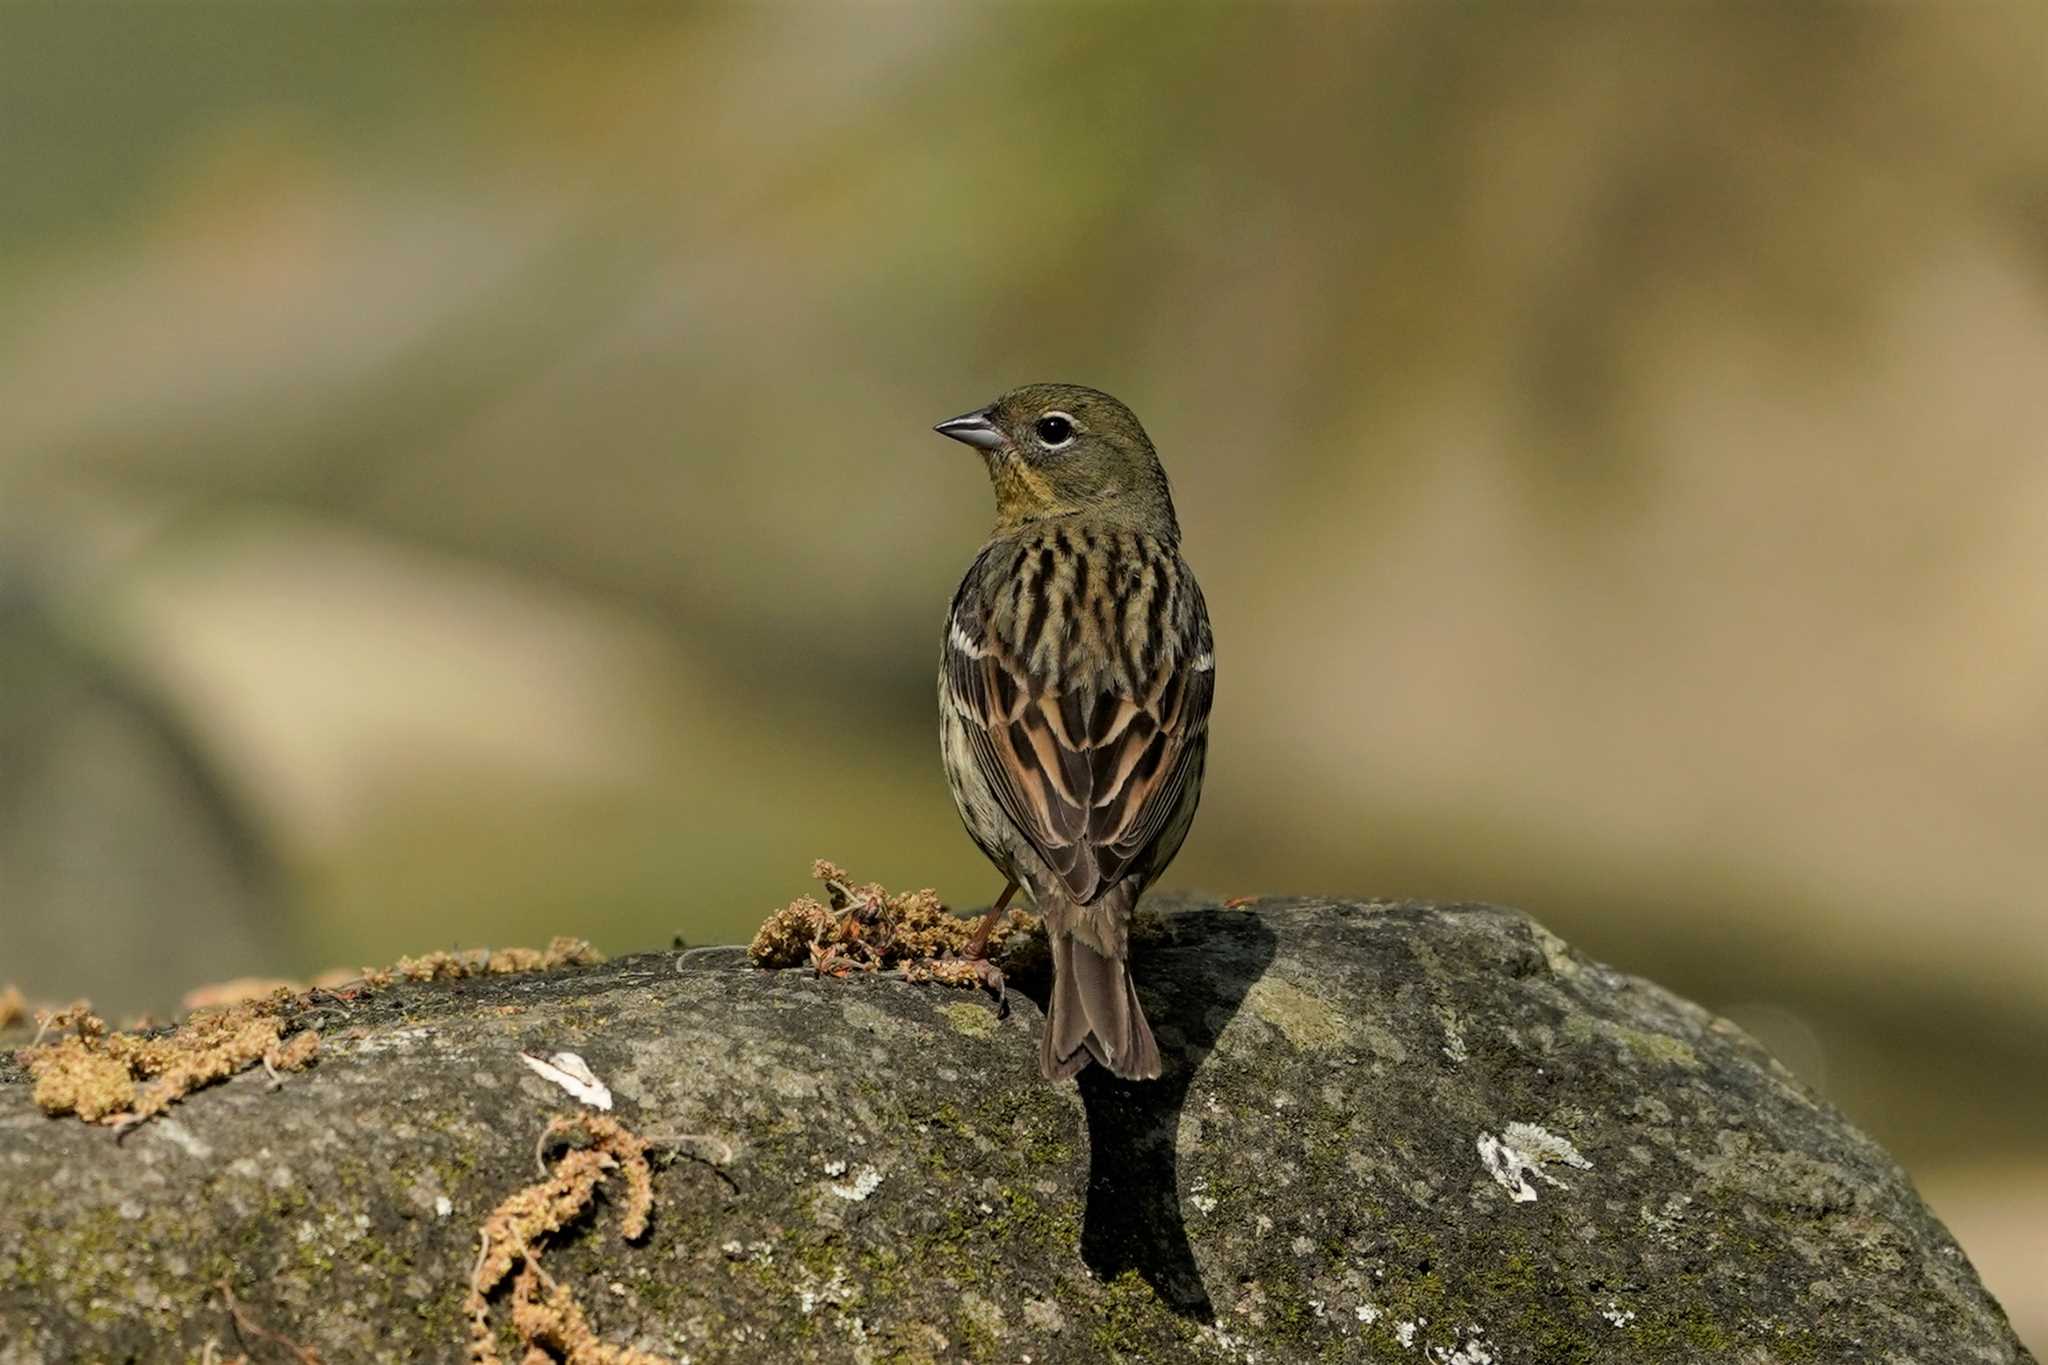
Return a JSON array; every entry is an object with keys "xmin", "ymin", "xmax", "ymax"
[{"xmin": 1, "ymin": 2, "xmax": 2044, "ymax": 1344}]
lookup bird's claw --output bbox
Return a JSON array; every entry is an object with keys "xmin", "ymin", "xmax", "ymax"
[{"xmin": 901, "ymin": 954, "xmax": 1008, "ymax": 1018}]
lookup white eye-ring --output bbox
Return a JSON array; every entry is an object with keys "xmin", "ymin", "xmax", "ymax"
[{"xmin": 1032, "ymin": 411, "xmax": 1076, "ymax": 448}]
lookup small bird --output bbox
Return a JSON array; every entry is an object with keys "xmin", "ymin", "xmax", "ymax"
[{"xmin": 934, "ymin": 384, "xmax": 1214, "ymax": 1081}]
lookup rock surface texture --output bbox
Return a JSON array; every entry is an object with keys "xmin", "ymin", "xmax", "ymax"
[{"xmin": 0, "ymin": 898, "xmax": 2031, "ymax": 1364}]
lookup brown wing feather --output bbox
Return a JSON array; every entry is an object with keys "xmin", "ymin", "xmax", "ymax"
[{"xmin": 946, "ymin": 533, "xmax": 1212, "ymax": 906}]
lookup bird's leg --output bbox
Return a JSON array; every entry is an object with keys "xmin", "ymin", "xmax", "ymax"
[
  {"xmin": 894, "ymin": 886, "xmax": 1019, "ymax": 1011},
  {"xmin": 951, "ymin": 882, "xmax": 1019, "ymax": 1016},
  {"xmin": 963, "ymin": 882, "xmax": 1019, "ymax": 961}
]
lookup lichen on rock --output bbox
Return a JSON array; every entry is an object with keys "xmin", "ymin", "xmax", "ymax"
[
  {"xmin": 0, "ymin": 899, "xmax": 2032, "ymax": 1364},
  {"xmin": 18, "ymin": 996, "xmax": 318, "ymax": 1129}
]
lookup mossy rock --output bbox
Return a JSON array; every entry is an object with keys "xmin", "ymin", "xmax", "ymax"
[{"xmin": 0, "ymin": 900, "xmax": 2031, "ymax": 1363}]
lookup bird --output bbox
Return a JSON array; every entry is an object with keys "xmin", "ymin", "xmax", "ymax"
[{"xmin": 933, "ymin": 383, "xmax": 1214, "ymax": 1081}]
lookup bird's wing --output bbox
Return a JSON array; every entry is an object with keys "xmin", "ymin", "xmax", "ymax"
[{"xmin": 945, "ymin": 534, "xmax": 1213, "ymax": 905}]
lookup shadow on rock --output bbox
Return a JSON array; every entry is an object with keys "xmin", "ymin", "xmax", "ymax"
[{"xmin": 1012, "ymin": 906, "xmax": 1279, "ymax": 1321}]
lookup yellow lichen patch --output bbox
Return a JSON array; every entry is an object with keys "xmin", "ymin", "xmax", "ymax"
[
  {"xmin": 749, "ymin": 894, "xmax": 835, "ymax": 967},
  {"xmin": 32, "ymin": 1000, "xmax": 103, "ymax": 1041},
  {"xmin": 267, "ymin": 1029, "xmax": 322, "ymax": 1073},
  {"xmin": 467, "ymin": 1113, "xmax": 668, "ymax": 1365},
  {"xmin": 1563, "ymin": 1012, "xmax": 1700, "ymax": 1069},
  {"xmin": 749, "ymin": 860, "xmax": 1041, "ymax": 980},
  {"xmin": 18, "ymin": 998, "xmax": 319, "ymax": 1128},
  {"xmin": 18, "ymin": 937, "xmax": 594, "ymax": 1130},
  {"xmin": 180, "ymin": 977, "xmax": 303, "ymax": 1012},
  {"xmin": 25, "ymin": 1038, "xmax": 137, "ymax": 1122},
  {"xmin": 938, "ymin": 1001, "xmax": 998, "ymax": 1039},
  {"xmin": 1244, "ymin": 977, "xmax": 1351, "ymax": 1051},
  {"xmin": 361, "ymin": 936, "xmax": 603, "ymax": 988},
  {"xmin": 168, "ymin": 938, "xmax": 606, "ymax": 1004}
]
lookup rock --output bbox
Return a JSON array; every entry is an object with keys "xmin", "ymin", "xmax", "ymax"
[{"xmin": 0, "ymin": 899, "xmax": 2031, "ymax": 1363}]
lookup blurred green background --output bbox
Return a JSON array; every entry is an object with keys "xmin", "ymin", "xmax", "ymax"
[{"xmin": 1, "ymin": 2, "xmax": 2042, "ymax": 1347}]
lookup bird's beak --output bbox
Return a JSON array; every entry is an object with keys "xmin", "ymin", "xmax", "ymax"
[{"xmin": 933, "ymin": 407, "xmax": 1006, "ymax": 451}]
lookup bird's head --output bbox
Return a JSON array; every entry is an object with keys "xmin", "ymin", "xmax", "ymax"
[{"xmin": 935, "ymin": 383, "xmax": 1179, "ymax": 542}]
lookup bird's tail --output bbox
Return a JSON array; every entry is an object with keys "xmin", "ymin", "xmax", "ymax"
[{"xmin": 1041, "ymin": 897, "xmax": 1161, "ymax": 1081}]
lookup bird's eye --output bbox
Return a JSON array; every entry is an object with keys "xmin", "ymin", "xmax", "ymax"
[{"xmin": 1033, "ymin": 413, "xmax": 1075, "ymax": 447}]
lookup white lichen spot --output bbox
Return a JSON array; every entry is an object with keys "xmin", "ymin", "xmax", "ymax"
[
  {"xmin": 1436, "ymin": 1005, "xmax": 1468, "ymax": 1063},
  {"xmin": 1197, "ymin": 1323, "xmax": 1258, "ymax": 1361},
  {"xmin": 1023, "ymin": 1298, "xmax": 1066, "ymax": 1335},
  {"xmin": 152, "ymin": 1119, "xmax": 214, "ymax": 1161},
  {"xmin": 1434, "ymin": 1335, "xmax": 1495, "ymax": 1365},
  {"xmin": 823, "ymin": 1159, "xmax": 848, "ymax": 1177},
  {"xmin": 1642, "ymin": 1191, "xmax": 1693, "ymax": 1234},
  {"xmin": 1601, "ymin": 1303, "xmax": 1637, "ymax": 1327},
  {"xmin": 1291, "ymin": 1234, "xmax": 1315, "ymax": 1256},
  {"xmin": 796, "ymin": 1264, "xmax": 855, "ymax": 1319},
  {"xmin": 1309, "ymin": 1297, "xmax": 1326, "ymax": 1319},
  {"xmin": 1396, "ymin": 1318, "xmax": 1423, "ymax": 1348},
  {"xmin": 720, "ymin": 1240, "xmax": 745, "ymax": 1259},
  {"xmin": 1191, "ymin": 1193, "xmax": 1218, "ymax": 1215},
  {"xmin": 830, "ymin": 1166, "xmax": 882, "ymax": 1202},
  {"xmin": 347, "ymin": 1025, "xmax": 432, "ymax": 1057},
  {"xmin": 1356, "ymin": 1303, "xmax": 1383, "ymax": 1324},
  {"xmin": 1477, "ymin": 1122, "xmax": 1592, "ymax": 1202},
  {"xmin": 434, "ymin": 1195, "xmax": 453, "ymax": 1219}
]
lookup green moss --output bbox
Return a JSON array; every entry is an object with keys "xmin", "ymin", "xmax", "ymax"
[
  {"xmin": 1665, "ymin": 1310, "xmax": 1735, "ymax": 1354},
  {"xmin": 986, "ymin": 1184, "xmax": 1082, "ymax": 1248},
  {"xmin": 1265, "ymin": 1279, "xmax": 1321, "ymax": 1343},
  {"xmin": 1088, "ymin": 1269, "xmax": 1171, "ymax": 1353},
  {"xmin": 1468, "ymin": 1245, "xmax": 1596, "ymax": 1365},
  {"xmin": 955, "ymin": 1303, "xmax": 1001, "ymax": 1359}
]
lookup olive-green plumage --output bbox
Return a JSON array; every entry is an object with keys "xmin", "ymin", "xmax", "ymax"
[{"xmin": 934, "ymin": 384, "xmax": 1214, "ymax": 1080}]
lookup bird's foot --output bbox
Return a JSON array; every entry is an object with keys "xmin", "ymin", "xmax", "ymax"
[{"xmin": 900, "ymin": 955, "xmax": 1009, "ymax": 1018}]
